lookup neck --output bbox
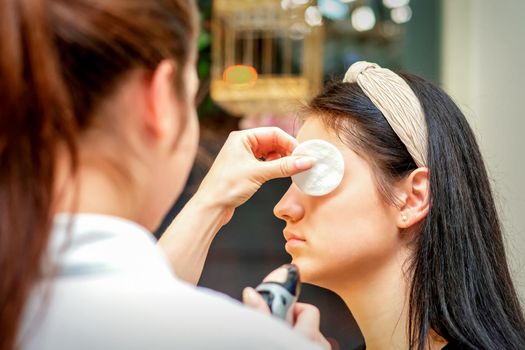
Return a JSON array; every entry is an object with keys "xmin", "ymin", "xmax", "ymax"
[
  {"xmin": 54, "ymin": 148, "xmax": 148, "ymax": 228},
  {"xmin": 331, "ymin": 250, "xmax": 447, "ymax": 350},
  {"xmin": 337, "ymin": 252, "xmax": 411, "ymax": 350}
]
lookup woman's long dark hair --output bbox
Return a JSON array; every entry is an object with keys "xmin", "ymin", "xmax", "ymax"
[
  {"xmin": 0, "ymin": 1, "xmax": 197, "ymax": 349},
  {"xmin": 306, "ymin": 74, "xmax": 525, "ymax": 349}
]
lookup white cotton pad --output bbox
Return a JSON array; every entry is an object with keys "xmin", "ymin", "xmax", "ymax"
[{"xmin": 291, "ymin": 139, "xmax": 345, "ymax": 196}]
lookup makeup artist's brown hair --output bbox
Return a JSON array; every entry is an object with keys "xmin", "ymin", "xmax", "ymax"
[{"xmin": 0, "ymin": 1, "xmax": 197, "ymax": 348}]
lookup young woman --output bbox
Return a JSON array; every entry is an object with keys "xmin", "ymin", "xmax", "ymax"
[
  {"xmin": 273, "ymin": 62, "xmax": 525, "ymax": 349},
  {"xmin": 0, "ymin": 1, "xmax": 327, "ymax": 349}
]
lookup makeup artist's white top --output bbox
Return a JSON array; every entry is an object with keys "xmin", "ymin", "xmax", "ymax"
[{"xmin": 20, "ymin": 214, "xmax": 320, "ymax": 350}]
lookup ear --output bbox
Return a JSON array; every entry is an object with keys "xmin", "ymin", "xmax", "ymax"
[
  {"xmin": 395, "ymin": 167, "xmax": 430, "ymax": 229},
  {"xmin": 144, "ymin": 59, "xmax": 180, "ymax": 140}
]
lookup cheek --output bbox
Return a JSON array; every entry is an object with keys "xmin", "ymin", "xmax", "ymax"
[
  {"xmin": 155, "ymin": 109, "xmax": 199, "ymax": 213},
  {"xmin": 140, "ymin": 104, "xmax": 199, "ymax": 229},
  {"xmin": 295, "ymin": 172, "xmax": 399, "ymax": 285},
  {"xmin": 182, "ymin": 107, "xmax": 199, "ymax": 159},
  {"xmin": 171, "ymin": 109, "xmax": 199, "ymax": 189}
]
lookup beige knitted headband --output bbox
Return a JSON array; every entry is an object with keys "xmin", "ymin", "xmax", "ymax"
[{"xmin": 343, "ymin": 61, "xmax": 428, "ymax": 167}]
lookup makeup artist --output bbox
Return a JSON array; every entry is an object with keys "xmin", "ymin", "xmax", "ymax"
[{"xmin": 0, "ymin": 0, "xmax": 328, "ymax": 349}]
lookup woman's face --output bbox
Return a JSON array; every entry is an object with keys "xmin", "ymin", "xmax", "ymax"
[{"xmin": 274, "ymin": 118, "xmax": 403, "ymax": 289}]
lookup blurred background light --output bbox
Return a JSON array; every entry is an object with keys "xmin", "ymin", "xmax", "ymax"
[
  {"xmin": 351, "ymin": 6, "xmax": 376, "ymax": 32},
  {"xmin": 281, "ymin": 0, "xmax": 291, "ymax": 10},
  {"xmin": 305, "ymin": 6, "xmax": 323, "ymax": 26},
  {"xmin": 318, "ymin": 0, "xmax": 349, "ymax": 21},
  {"xmin": 223, "ymin": 65, "xmax": 258, "ymax": 87},
  {"xmin": 289, "ymin": 22, "xmax": 310, "ymax": 39},
  {"xmin": 291, "ymin": 0, "xmax": 310, "ymax": 5},
  {"xmin": 391, "ymin": 5, "xmax": 412, "ymax": 24},
  {"xmin": 282, "ymin": 0, "xmax": 310, "ymax": 10},
  {"xmin": 383, "ymin": 0, "xmax": 410, "ymax": 9}
]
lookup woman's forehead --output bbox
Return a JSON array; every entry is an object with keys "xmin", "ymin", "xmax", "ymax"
[
  {"xmin": 296, "ymin": 118, "xmax": 362, "ymax": 167},
  {"xmin": 296, "ymin": 118, "xmax": 337, "ymax": 144}
]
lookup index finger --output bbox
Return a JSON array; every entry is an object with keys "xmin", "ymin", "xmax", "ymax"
[{"xmin": 243, "ymin": 127, "xmax": 298, "ymax": 158}]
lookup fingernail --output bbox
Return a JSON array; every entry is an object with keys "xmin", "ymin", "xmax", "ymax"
[
  {"xmin": 295, "ymin": 156, "xmax": 316, "ymax": 170},
  {"xmin": 242, "ymin": 287, "xmax": 259, "ymax": 307}
]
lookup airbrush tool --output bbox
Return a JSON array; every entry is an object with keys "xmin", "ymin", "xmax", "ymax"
[{"xmin": 255, "ymin": 264, "xmax": 301, "ymax": 324}]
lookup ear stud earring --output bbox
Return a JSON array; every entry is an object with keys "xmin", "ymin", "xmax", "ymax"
[{"xmin": 401, "ymin": 214, "xmax": 408, "ymax": 222}]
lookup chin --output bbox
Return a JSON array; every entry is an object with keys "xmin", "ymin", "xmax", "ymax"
[
  {"xmin": 290, "ymin": 257, "xmax": 325, "ymax": 287},
  {"xmin": 292, "ymin": 257, "xmax": 347, "ymax": 292}
]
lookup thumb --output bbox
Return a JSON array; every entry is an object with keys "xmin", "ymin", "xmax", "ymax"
[
  {"xmin": 258, "ymin": 156, "xmax": 316, "ymax": 181},
  {"xmin": 242, "ymin": 287, "xmax": 271, "ymax": 314}
]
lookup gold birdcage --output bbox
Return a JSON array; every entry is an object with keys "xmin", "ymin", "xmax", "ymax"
[{"xmin": 211, "ymin": 0, "xmax": 324, "ymax": 116}]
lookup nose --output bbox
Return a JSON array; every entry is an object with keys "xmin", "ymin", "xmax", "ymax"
[{"xmin": 273, "ymin": 185, "xmax": 305, "ymax": 223}]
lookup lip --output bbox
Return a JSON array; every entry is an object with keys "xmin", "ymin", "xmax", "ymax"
[{"xmin": 283, "ymin": 230, "xmax": 306, "ymax": 243}]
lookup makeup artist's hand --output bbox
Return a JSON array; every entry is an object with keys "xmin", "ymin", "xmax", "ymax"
[
  {"xmin": 242, "ymin": 288, "xmax": 331, "ymax": 350},
  {"xmin": 159, "ymin": 127, "xmax": 314, "ymax": 284},
  {"xmin": 194, "ymin": 127, "xmax": 315, "ymax": 225}
]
